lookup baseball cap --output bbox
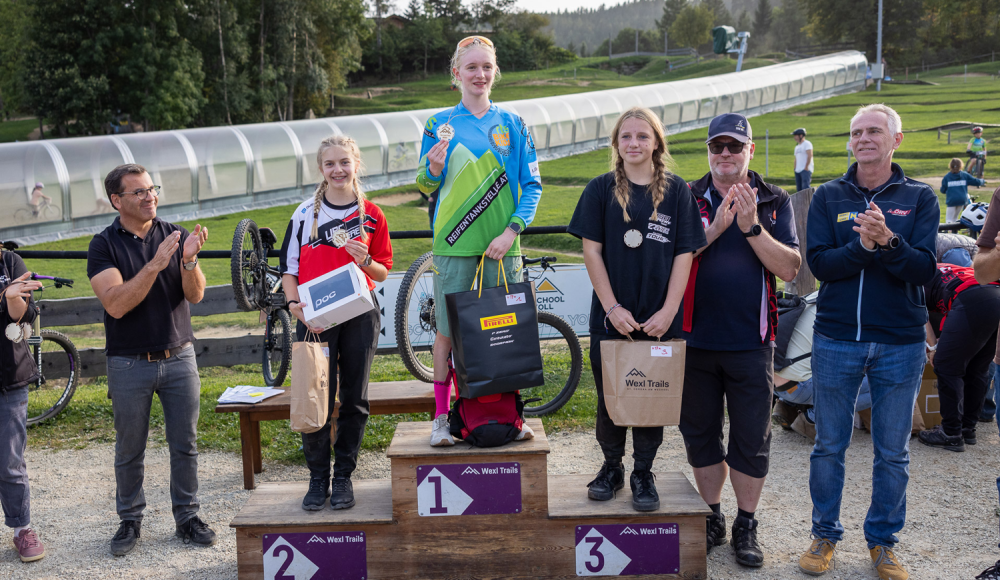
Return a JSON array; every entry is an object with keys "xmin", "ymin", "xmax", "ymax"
[
  {"xmin": 706, "ymin": 113, "xmax": 752, "ymax": 144},
  {"xmin": 792, "ymin": 128, "xmax": 807, "ymax": 136}
]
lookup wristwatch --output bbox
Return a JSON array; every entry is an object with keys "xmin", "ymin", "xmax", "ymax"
[
  {"xmin": 742, "ymin": 224, "xmax": 763, "ymax": 238},
  {"xmin": 879, "ymin": 233, "xmax": 901, "ymax": 252},
  {"xmin": 362, "ymin": 255, "xmax": 373, "ymax": 267},
  {"xmin": 507, "ymin": 222, "xmax": 523, "ymax": 235},
  {"xmin": 183, "ymin": 257, "xmax": 198, "ymax": 271}
]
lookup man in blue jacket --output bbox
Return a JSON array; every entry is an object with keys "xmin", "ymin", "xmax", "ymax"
[{"xmin": 798, "ymin": 104, "xmax": 939, "ymax": 580}]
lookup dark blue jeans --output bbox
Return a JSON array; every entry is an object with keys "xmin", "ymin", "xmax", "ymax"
[
  {"xmin": 0, "ymin": 387, "xmax": 29, "ymax": 528},
  {"xmin": 107, "ymin": 344, "xmax": 201, "ymax": 525},
  {"xmin": 795, "ymin": 170, "xmax": 813, "ymax": 192},
  {"xmin": 809, "ymin": 332, "xmax": 924, "ymax": 549}
]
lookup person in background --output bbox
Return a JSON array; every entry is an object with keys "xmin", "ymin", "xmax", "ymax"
[
  {"xmin": 972, "ymin": 184, "xmax": 1000, "ymax": 580},
  {"xmin": 792, "ymin": 128, "xmax": 814, "ymax": 192},
  {"xmin": 0, "ymin": 253, "xmax": 46, "ymax": 563},
  {"xmin": 681, "ymin": 113, "xmax": 801, "ymax": 568},
  {"xmin": 801, "ymin": 103, "xmax": 939, "ymax": 579},
  {"xmin": 28, "ymin": 183, "xmax": 51, "ymax": 214},
  {"xmin": 941, "ymin": 158, "xmax": 986, "ymax": 223},
  {"xmin": 967, "ymin": 126, "xmax": 988, "ymax": 164}
]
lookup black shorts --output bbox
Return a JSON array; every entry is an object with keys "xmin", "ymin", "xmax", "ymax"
[{"xmin": 678, "ymin": 346, "xmax": 774, "ymax": 478}]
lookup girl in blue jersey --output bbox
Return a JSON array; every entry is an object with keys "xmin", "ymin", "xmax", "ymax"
[{"xmin": 415, "ymin": 36, "xmax": 542, "ymax": 447}]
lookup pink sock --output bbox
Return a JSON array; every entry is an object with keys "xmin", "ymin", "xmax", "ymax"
[{"xmin": 434, "ymin": 380, "xmax": 452, "ymax": 418}]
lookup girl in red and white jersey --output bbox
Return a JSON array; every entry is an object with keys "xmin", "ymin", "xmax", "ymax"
[{"xmin": 280, "ymin": 135, "xmax": 393, "ymax": 512}]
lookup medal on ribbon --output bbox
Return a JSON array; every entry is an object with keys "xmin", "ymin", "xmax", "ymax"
[
  {"xmin": 4, "ymin": 322, "xmax": 22, "ymax": 343},
  {"xmin": 331, "ymin": 228, "xmax": 350, "ymax": 248},
  {"xmin": 437, "ymin": 123, "xmax": 455, "ymax": 141},
  {"xmin": 21, "ymin": 322, "xmax": 31, "ymax": 342},
  {"xmin": 624, "ymin": 229, "xmax": 643, "ymax": 248}
]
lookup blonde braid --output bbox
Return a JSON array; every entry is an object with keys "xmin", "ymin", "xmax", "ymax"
[
  {"xmin": 612, "ymin": 153, "xmax": 632, "ymax": 222},
  {"xmin": 309, "ymin": 181, "xmax": 328, "ymax": 241},
  {"xmin": 650, "ymin": 154, "xmax": 667, "ymax": 222}
]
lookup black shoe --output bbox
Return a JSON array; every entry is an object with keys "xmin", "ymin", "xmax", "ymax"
[
  {"xmin": 629, "ymin": 470, "xmax": 659, "ymax": 512},
  {"xmin": 176, "ymin": 516, "xmax": 217, "ymax": 547},
  {"xmin": 586, "ymin": 460, "xmax": 625, "ymax": 501},
  {"xmin": 964, "ymin": 428, "xmax": 978, "ymax": 445},
  {"xmin": 918, "ymin": 425, "xmax": 965, "ymax": 452},
  {"xmin": 330, "ymin": 476, "xmax": 356, "ymax": 510},
  {"xmin": 706, "ymin": 511, "xmax": 727, "ymax": 553},
  {"xmin": 731, "ymin": 516, "xmax": 763, "ymax": 568},
  {"xmin": 110, "ymin": 520, "xmax": 141, "ymax": 556},
  {"xmin": 302, "ymin": 476, "xmax": 330, "ymax": 511},
  {"xmin": 977, "ymin": 559, "xmax": 1000, "ymax": 579}
]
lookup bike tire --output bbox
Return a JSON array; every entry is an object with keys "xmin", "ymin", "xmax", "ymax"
[
  {"xmin": 231, "ymin": 218, "xmax": 264, "ymax": 312},
  {"xmin": 41, "ymin": 203, "xmax": 61, "ymax": 221},
  {"xmin": 262, "ymin": 309, "xmax": 292, "ymax": 387},
  {"xmin": 394, "ymin": 251, "xmax": 436, "ymax": 382},
  {"xmin": 14, "ymin": 208, "xmax": 33, "ymax": 224},
  {"xmin": 523, "ymin": 312, "xmax": 584, "ymax": 417},
  {"xmin": 26, "ymin": 330, "xmax": 80, "ymax": 426}
]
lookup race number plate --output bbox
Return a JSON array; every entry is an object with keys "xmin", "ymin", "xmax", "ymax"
[
  {"xmin": 575, "ymin": 524, "xmax": 680, "ymax": 576},
  {"xmin": 263, "ymin": 532, "xmax": 367, "ymax": 580},
  {"xmin": 416, "ymin": 462, "xmax": 521, "ymax": 516}
]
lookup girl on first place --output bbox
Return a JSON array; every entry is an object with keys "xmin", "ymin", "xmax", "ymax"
[
  {"xmin": 568, "ymin": 107, "xmax": 706, "ymax": 511},
  {"xmin": 280, "ymin": 135, "xmax": 393, "ymax": 511},
  {"xmin": 415, "ymin": 35, "xmax": 542, "ymax": 447}
]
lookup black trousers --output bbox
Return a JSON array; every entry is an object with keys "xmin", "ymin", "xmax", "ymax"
[
  {"xmin": 591, "ymin": 332, "xmax": 663, "ymax": 468},
  {"xmin": 297, "ymin": 300, "xmax": 380, "ymax": 479},
  {"xmin": 934, "ymin": 285, "xmax": 1000, "ymax": 436}
]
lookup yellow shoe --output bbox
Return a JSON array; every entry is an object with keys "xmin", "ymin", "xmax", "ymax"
[
  {"xmin": 798, "ymin": 538, "xmax": 836, "ymax": 576},
  {"xmin": 870, "ymin": 545, "xmax": 908, "ymax": 580}
]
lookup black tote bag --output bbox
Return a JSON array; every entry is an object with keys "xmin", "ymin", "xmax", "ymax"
[{"xmin": 445, "ymin": 257, "xmax": 544, "ymax": 398}]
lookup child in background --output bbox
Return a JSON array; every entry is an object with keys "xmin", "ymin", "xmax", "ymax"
[{"xmin": 941, "ymin": 157, "xmax": 985, "ymax": 222}]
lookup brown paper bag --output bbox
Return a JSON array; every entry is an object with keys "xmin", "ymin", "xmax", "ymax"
[
  {"xmin": 290, "ymin": 332, "xmax": 329, "ymax": 433},
  {"xmin": 600, "ymin": 339, "xmax": 686, "ymax": 427},
  {"xmin": 857, "ymin": 400, "xmax": 925, "ymax": 435}
]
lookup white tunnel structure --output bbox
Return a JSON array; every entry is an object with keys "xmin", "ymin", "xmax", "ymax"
[{"xmin": 0, "ymin": 51, "xmax": 867, "ymax": 241}]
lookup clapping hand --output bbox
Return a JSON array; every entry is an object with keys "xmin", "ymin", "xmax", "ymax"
[
  {"xmin": 730, "ymin": 182, "xmax": 760, "ymax": 234},
  {"xmin": 853, "ymin": 202, "xmax": 892, "ymax": 248},
  {"xmin": 183, "ymin": 224, "xmax": 208, "ymax": 261},
  {"xmin": 149, "ymin": 231, "xmax": 181, "ymax": 272}
]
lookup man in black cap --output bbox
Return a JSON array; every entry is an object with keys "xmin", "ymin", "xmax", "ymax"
[
  {"xmin": 792, "ymin": 128, "xmax": 814, "ymax": 191},
  {"xmin": 680, "ymin": 113, "xmax": 801, "ymax": 568}
]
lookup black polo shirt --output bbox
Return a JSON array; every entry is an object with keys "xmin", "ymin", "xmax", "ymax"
[{"xmin": 87, "ymin": 216, "xmax": 194, "ymax": 356}]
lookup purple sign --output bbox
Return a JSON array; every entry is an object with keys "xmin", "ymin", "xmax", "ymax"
[
  {"xmin": 262, "ymin": 532, "xmax": 366, "ymax": 580},
  {"xmin": 416, "ymin": 462, "xmax": 521, "ymax": 516},
  {"xmin": 575, "ymin": 524, "xmax": 680, "ymax": 576}
]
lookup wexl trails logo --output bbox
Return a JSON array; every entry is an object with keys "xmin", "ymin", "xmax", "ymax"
[{"xmin": 624, "ymin": 368, "xmax": 670, "ymax": 390}]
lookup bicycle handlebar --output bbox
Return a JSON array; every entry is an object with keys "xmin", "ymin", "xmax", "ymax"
[
  {"xmin": 31, "ymin": 273, "xmax": 74, "ymax": 288},
  {"xmin": 522, "ymin": 256, "xmax": 558, "ymax": 266}
]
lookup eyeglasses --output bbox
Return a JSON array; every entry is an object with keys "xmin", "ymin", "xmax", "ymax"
[
  {"xmin": 457, "ymin": 35, "xmax": 494, "ymax": 49},
  {"xmin": 708, "ymin": 141, "xmax": 747, "ymax": 155},
  {"xmin": 115, "ymin": 185, "xmax": 161, "ymax": 200}
]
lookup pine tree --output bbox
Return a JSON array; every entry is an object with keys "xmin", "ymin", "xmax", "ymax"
[
  {"xmin": 736, "ymin": 9, "xmax": 753, "ymax": 34},
  {"xmin": 753, "ymin": 0, "xmax": 773, "ymax": 39},
  {"xmin": 656, "ymin": 0, "xmax": 689, "ymax": 33},
  {"xmin": 701, "ymin": 0, "xmax": 732, "ymax": 27}
]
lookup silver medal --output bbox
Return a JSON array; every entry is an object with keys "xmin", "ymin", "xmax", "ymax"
[
  {"xmin": 437, "ymin": 123, "xmax": 455, "ymax": 141},
  {"xmin": 624, "ymin": 229, "xmax": 643, "ymax": 248},
  {"xmin": 5, "ymin": 323, "xmax": 22, "ymax": 343},
  {"xmin": 331, "ymin": 229, "xmax": 350, "ymax": 248}
]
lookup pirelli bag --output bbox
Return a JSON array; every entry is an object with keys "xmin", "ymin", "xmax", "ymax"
[
  {"xmin": 290, "ymin": 331, "xmax": 331, "ymax": 433},
  {"xmin": 600, "ymin": 339, "xmax": 686, "ymax": 427},
  {"xmin": 445, "ymin": 257, "xmax": 544, "ymax": 399}
]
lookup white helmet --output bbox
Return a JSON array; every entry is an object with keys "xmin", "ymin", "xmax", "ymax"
[{"xmin": 960, "ymin": 202, "xmax": 989, "ymax": 233}]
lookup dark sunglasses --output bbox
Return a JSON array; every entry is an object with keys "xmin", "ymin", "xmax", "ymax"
[{"xmin": 708, "ymin": 141, "xmax": 747, "ymax": 155}]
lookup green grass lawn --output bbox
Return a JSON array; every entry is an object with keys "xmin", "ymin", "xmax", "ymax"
[{"xmin": 0, "ymin": 118, "xmax": 39, "ymax": 143}]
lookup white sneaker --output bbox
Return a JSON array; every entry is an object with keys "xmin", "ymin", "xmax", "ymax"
[
  {"xmin": 515, "ymin": 422, "xmax": 534, "ymax": 441},
  {"xmin": 430, "ymin": 415, "xmax": 455, "ymax": 447}
]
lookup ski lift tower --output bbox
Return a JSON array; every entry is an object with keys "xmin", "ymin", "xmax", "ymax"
[{"xmin": 712, "ymin": 27, "xmax": 750, "ymax": 72}]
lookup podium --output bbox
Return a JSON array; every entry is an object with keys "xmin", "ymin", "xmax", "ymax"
[{"xmin": 231, "ymin": 419, "xmax": 710, "ymax": 579}]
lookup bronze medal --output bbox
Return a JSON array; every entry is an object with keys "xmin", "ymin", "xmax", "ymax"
[{"xmin": 624, "ymin": 229, "xmax": 643, "ymax": 248}]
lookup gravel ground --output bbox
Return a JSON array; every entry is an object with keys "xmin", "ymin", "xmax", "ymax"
[{"xmin": 2, "ymin": 421, "xmax": 998, "ymax": 579}]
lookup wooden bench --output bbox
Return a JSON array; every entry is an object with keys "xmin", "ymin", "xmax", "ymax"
[{"xmin": 215, "ymin": 380, "xmax": 442, "ymax": 490}]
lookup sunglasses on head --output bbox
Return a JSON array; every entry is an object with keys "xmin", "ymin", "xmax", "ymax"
[
  {"xmin": 457, "ymin": 35, "xmax": 494, "ymax": 49},
  {"xmin": 708, "ymin": 140, "xmax": 747, "ymax": 155}
]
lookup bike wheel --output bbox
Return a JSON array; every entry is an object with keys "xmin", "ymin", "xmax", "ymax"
[
  {"xmin": 523, "ymin": 312, "xmax": 584, "ymax": 417},
  {"xmin": 231, "ymin": 218, "xmax": 264, "ymax": 312},
  {"xmin": 26, "ymin": 330, "xmax": 80, "ymax": 426},
  {"xmin": 262, "ymin": 309, "xmax": 292, "ymax": 387},
  {"xmin": 41, "ymin": 203, "xmax": 61, "ymax": 221},
  {"xmin": 394, "ymin": 251, "xmax": 436, "ymax": 382},
  {"xmin": 14, "ymin": 208, "xmax": 33, "ymax": 224}
]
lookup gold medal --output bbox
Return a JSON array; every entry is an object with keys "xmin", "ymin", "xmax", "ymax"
[
  {"xmin": 624, "ymin": 229, "xmax": 643, "ymax": 248},
  {"xmin": 332, "ymin": 228, "xmax": 350, "ymax": 248},
  {"xmin": 437, "ymin": 123, "xmax": 455, "ymax": 141}
]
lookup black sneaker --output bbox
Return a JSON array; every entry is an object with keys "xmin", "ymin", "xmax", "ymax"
[
  {"xmin": 586, "ymin": 460, "xmax": 625, "ymax": 501},
  {"xmin": 977, "ymin": 559, "xmax": 1000, "ymax": 579},
  {"xmin": 330, "ymin": 476, "xmax": 356, "ymax": 510},
  {"xmin": 706, "ymin": 511, "xmax": 727, "ymax": 553},
  {"xmin": 176, "ymin": 516, "xmax": 217, "ymax": 547},
  {"xmin": 110, "ymin": 520, "xmax": 141, "ymax": 556},
  {"xmin": 629, "ymin": 470, "xmax": 659, "ymax": 512},
  {"xmin": 964, "ymin": 428, "xmax": 978, "ymax": 446},
  {"xmin": 302, "ymin": 476, "xmax": 330, "ymax": 511},
  {"xmin": 918, "ymin": 425, "xmax": 965, "ymax": 452},
  {"xmin": 731, "ymin": 516, "xmax": 763, "ymax": 568}
]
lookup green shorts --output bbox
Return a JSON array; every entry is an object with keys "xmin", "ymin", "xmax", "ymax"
[{"xmin": 433, "ymin": 255, "xmax": 522, "ymax": 338}]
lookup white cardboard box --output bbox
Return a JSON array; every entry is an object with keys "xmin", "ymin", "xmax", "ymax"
[{"xmin": 299, "ymin": 263, "xmax": 375, "ymax": 331}]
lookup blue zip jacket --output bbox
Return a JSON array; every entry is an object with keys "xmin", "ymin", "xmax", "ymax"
[
  {"xmin": 940, "ymin": 170, "xmax": 985, "ymax": 207},
  {"xmin": 807, "ymin": 163, "xmax": 939, "ymax": 344}
]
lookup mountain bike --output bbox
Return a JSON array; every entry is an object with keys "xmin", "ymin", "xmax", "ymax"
[
  {"xmin": 230, "ymin": 219, "xmax": 292, "ymax": 387},
  {"xmin": 394, "ymin": 251, "xmax": 584, "ymax": 416},
  {"xmin": 2, "ymin": 241, "xmax": 80, "ymax": 425},
  {"xmin": 967, "ymin": 151, "xmax": 987, "ymax": 181},
  {"xmin": 14, "ymin": 198, "xmax": 60, "ymax": 224}
]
